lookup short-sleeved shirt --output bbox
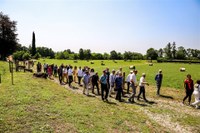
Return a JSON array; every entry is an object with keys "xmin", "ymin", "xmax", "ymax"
[
  {"xmin": 130, "ymin": 73, "xmax": 137, "ymax": 85},
  {"xmin": 68, "ymin": 68, "xmax": 73, "ymax": 76},
  {"xmin": 126, "ymin": 74, "xmax": 132, "ymax": 82},
  {"xmin": 83, "ymin": 74, "xmax": 90, "ymax": 84},
  {"xmin": 139, "ymin": 76, "xmax": 145, "ymax": 87},
  {"xmin": 78, "ymin": 69, "xmax": 83, "ymax": 77},
  {"xmin": 184, "ymin": 79, "xmax": 194, "ymax": 91},
  {"xmin": 100, "ymin": 75, "xmax": 107, "ymax": 85}
]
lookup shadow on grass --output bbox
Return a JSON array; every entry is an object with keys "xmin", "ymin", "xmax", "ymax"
[
  {"xmin": 105, "ymin": 101, "xmax": 117, "ymax": 105},
  {"xmin": 146, "ymin": 101, "xmax": 157, "ymax": 105},
  {"xmin": 124, "ymin": 101, "xmax": 148, "ymax": 107},
  {"xmin": 86, "ymin": 94, "xmax": 96, "ymax": 98},
  {"xmin": 159, "ymin": 94, "xmax": 174, "ymax": 99}
]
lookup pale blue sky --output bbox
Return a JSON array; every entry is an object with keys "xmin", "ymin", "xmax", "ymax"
[{"xmin": 1, "ymin": 0, "xmax": 200, "ymax": 54}]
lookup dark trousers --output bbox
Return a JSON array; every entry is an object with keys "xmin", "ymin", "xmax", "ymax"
[
  {"xmin": 78, "ymin": 76, "xmax": 82, "ymax": 85},
  {"xmin": 59, "ymin": 74, "xmax": 63, "ymax": 84},
  {"xmin": 92, "ymin": 82, "xmax": 100, "ymax": 94},
  {"xmin": 101, "ymin": 83, "xmax": 108, "ymax": 100},
  {"xmin": 156, "ymin": 83, "xmax": 161, "ymax": 95},
  {"xmin": 183, "ymin": 90, "xmax": 193, "ymax": 104},
  {"xmin": 127, "ymin": 82, "xmax": 130, "ymax": 93},
  {"xmin": 68, "ymin": 75, "xmax": 73, "ymax": 86},
  {"xmin": 116, "ymin": 87, "xmax": 122, "ymax": 101},
  {"xmin": 137, "ymin": 86, "xmax": 147, "ymax": 101}
]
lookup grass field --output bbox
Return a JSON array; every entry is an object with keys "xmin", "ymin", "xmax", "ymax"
[{"xmin": 0, "ymin": 60, "xmax": 200, "ymax": 132}]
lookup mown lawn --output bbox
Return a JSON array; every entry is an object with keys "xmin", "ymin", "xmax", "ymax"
[{"xmin": 0, "ymin": 60, "xmax": 200, "ymax": 133}]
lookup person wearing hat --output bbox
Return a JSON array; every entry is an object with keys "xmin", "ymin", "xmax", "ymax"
[
  {"xmin": 128, "ymin": 69, "xmax": 138, "ymax": 103},
  {"xmin": 108, "ymin": 69, "xmax": 116, "ymax": 97},
  {"xmin": 137, "ymin": 73, "xmax": 149, "ymax": 102},
  {"xmin": 126, "ymin": 70, "xmax": 133, "ymax": 94},
  {"xmin": 155, "ymin": 69, "xmax": 163, "ymax": 95}
]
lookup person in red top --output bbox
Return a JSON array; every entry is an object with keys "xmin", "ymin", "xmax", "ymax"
[{"xmin": 183, "ymin": 74, "xmax": 194, "ymax": 105}]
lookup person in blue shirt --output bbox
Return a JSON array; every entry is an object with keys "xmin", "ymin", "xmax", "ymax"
[
  {"xmin": 115, "ymin": 72, "xmax": 123, "ymax": 102},
  {"xmin": 83, "ymin": 70, "xmax": 90, "ymax": 96},
  {"xmin": 155, "ymin": 69, "xmax": 163, "ymax": 96},
  {"xmin": 100, "ymin": 70, "xmax": 108, "ymax": 101}
]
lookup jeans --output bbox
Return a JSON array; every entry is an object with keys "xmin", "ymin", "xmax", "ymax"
[
  {"xmin": 129, "ymin": 84, "xmax": 136, "ymax": 102},
  {"xmin": 101, "ymin": 83, "xmax": 108, "ymax": 100},
  {"xmin": 137, "ymin": 86, "xmax": 147, "ymax": 101}
]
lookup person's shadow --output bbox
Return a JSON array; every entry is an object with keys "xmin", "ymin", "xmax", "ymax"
[{"xmin": 159, "ymin": 94, "xmax": 174, "ymax": 99}]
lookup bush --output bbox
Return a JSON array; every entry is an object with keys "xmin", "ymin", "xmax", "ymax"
[
  {"xmin": 13, "ymin": 51, "xmax": 31, "ymax": 61},
  {"xmin": 33, "ymin": 52, "xmax": 41, "ymax": 59}
]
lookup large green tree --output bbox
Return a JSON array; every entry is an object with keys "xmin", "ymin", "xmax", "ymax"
[
  {"xmin": 79, "ymin": 48, "xmax": 84, "ymax": 60},
  {"xmin": 0, "ymin": 12, "xmax": 18, "ymax": 60},
  {"xmin": 176, "ymin": 46, "xmax": 186, "ymax": 59},
  {"xmin": 146, "ymin": 48, "xmax": 158, "ymax": 60},
  {"xmin": 172, "ymin": 42, "xmax": 176, "ymax": 59},
  {"xmin": 164, "ymin": 42, "xmax": 172, "ymax": 59},
  {"xmin": 110, "ymin": 50, "xmax": 118, "ymax": 59}
]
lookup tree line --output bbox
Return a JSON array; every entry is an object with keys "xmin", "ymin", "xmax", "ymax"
[{"xmin": 1, "ymin": 12, "xmax": 200, "ymax": 61}]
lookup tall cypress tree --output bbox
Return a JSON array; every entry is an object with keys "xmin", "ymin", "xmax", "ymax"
[{"xmin": 32, "ymin": 31, "xmax": 36, "ymax": 56}]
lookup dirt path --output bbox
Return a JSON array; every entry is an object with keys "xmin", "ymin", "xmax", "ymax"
[{"xmin": 51, "ymin": 77, "xmax": 200, "ymax": 133}]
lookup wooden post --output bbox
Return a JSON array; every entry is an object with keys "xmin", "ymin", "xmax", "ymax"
[
  {"xmin": 11, "ymin": 61, "xmax": 14, "ymax": 85},
  {"xmin": 9, "ymin": 61, "xmax": 14, "ymax": 85}
]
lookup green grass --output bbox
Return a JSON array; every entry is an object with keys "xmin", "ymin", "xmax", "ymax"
[{"xmin": 0, "ymin": 60, "xmax": 200, "ymax": 132}]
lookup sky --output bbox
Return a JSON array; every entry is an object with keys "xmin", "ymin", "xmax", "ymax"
[{"xmin": 1, "ymin": 0, "xmax": 200, "ymax": 54}]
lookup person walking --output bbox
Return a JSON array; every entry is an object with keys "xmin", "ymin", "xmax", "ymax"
[
  {"xmin": 58, "ymin": 64, "xmax": 64, "ymax": 84},
  {"xmin": 108, "ymin": 69, "xmax": 116, "ymax": 97},
  {"xmin": 126, "ymin": 71, "xmax": 133, "ymax": 94},
  {"xmin": 68, "ymin": 66, "xmax": 73, "ymax": 88},
  {"xmin": 92, "ymin": 72, "xmax": 100, "ymax": 95},
  {"xmin": 73, "ymin": 66, "xmax": 78, "ymax": 83},
  {"xmin": 115, "ymin": 72, "xmax": 123, "ymax": 102},
  {"xmin": 83, "ymin": 70, "xmax": 90, "ymax": 96},
  {"xmin": 137, "ymin": 73, "xmax": 149, "ymax": 102},
  {"xmin": 53, "ymin": 65, "xmax": 58, "ymax": 77},
  {"xmin": 128, "ymin": 70, "xmax": 138, "ymax": 103},
  {"xmin": 191, "ymin": 80, "xmax": 200, "ymax": 108},
  {"xmin": 77, "ymin": 66, "xmax": 83, "ymax": 85},
  {"xmin": 155, "ymin": 69, "xmax": 163, "ymax": 95},
  {"xmin": 100, "ymin": 70, "xmax": 109, "ymax": 101},
  {"xmin": 183, "ymin": 74, "xmax": 194, "ymax": 105}
]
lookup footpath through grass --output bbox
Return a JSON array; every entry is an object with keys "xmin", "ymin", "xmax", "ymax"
[{"xmin": 0, "ymin": 61, "xmax": 200, "ymax": 132}]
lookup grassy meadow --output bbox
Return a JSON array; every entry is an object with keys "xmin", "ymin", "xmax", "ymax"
[{"xmin": 0, "ymin": 60, "xmax": 200, "ymax": 132}]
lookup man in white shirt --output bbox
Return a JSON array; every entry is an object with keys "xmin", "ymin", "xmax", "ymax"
[
  {"xmin": 126, "ymin": 71, "xmax": 133, "ymax": 94},
  {"xmin": 137, "ymin": 73, "xmax": 149, "ymax": 102},
  {"xmin": 128, "ymin": 70, "xmax": 138, "ymax": 103},
  {"xmin": 77, "ymin": 66, "xmax": 83, "ymax": 85}
]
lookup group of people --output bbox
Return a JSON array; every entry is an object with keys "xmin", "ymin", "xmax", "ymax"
[
  {"xmin": 36, "ymin": 62, "xmax": 200, "ymax": 108},
  {"xmin": 183, "ymin": 74, "xmax": 200, "ymax": 109}
]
